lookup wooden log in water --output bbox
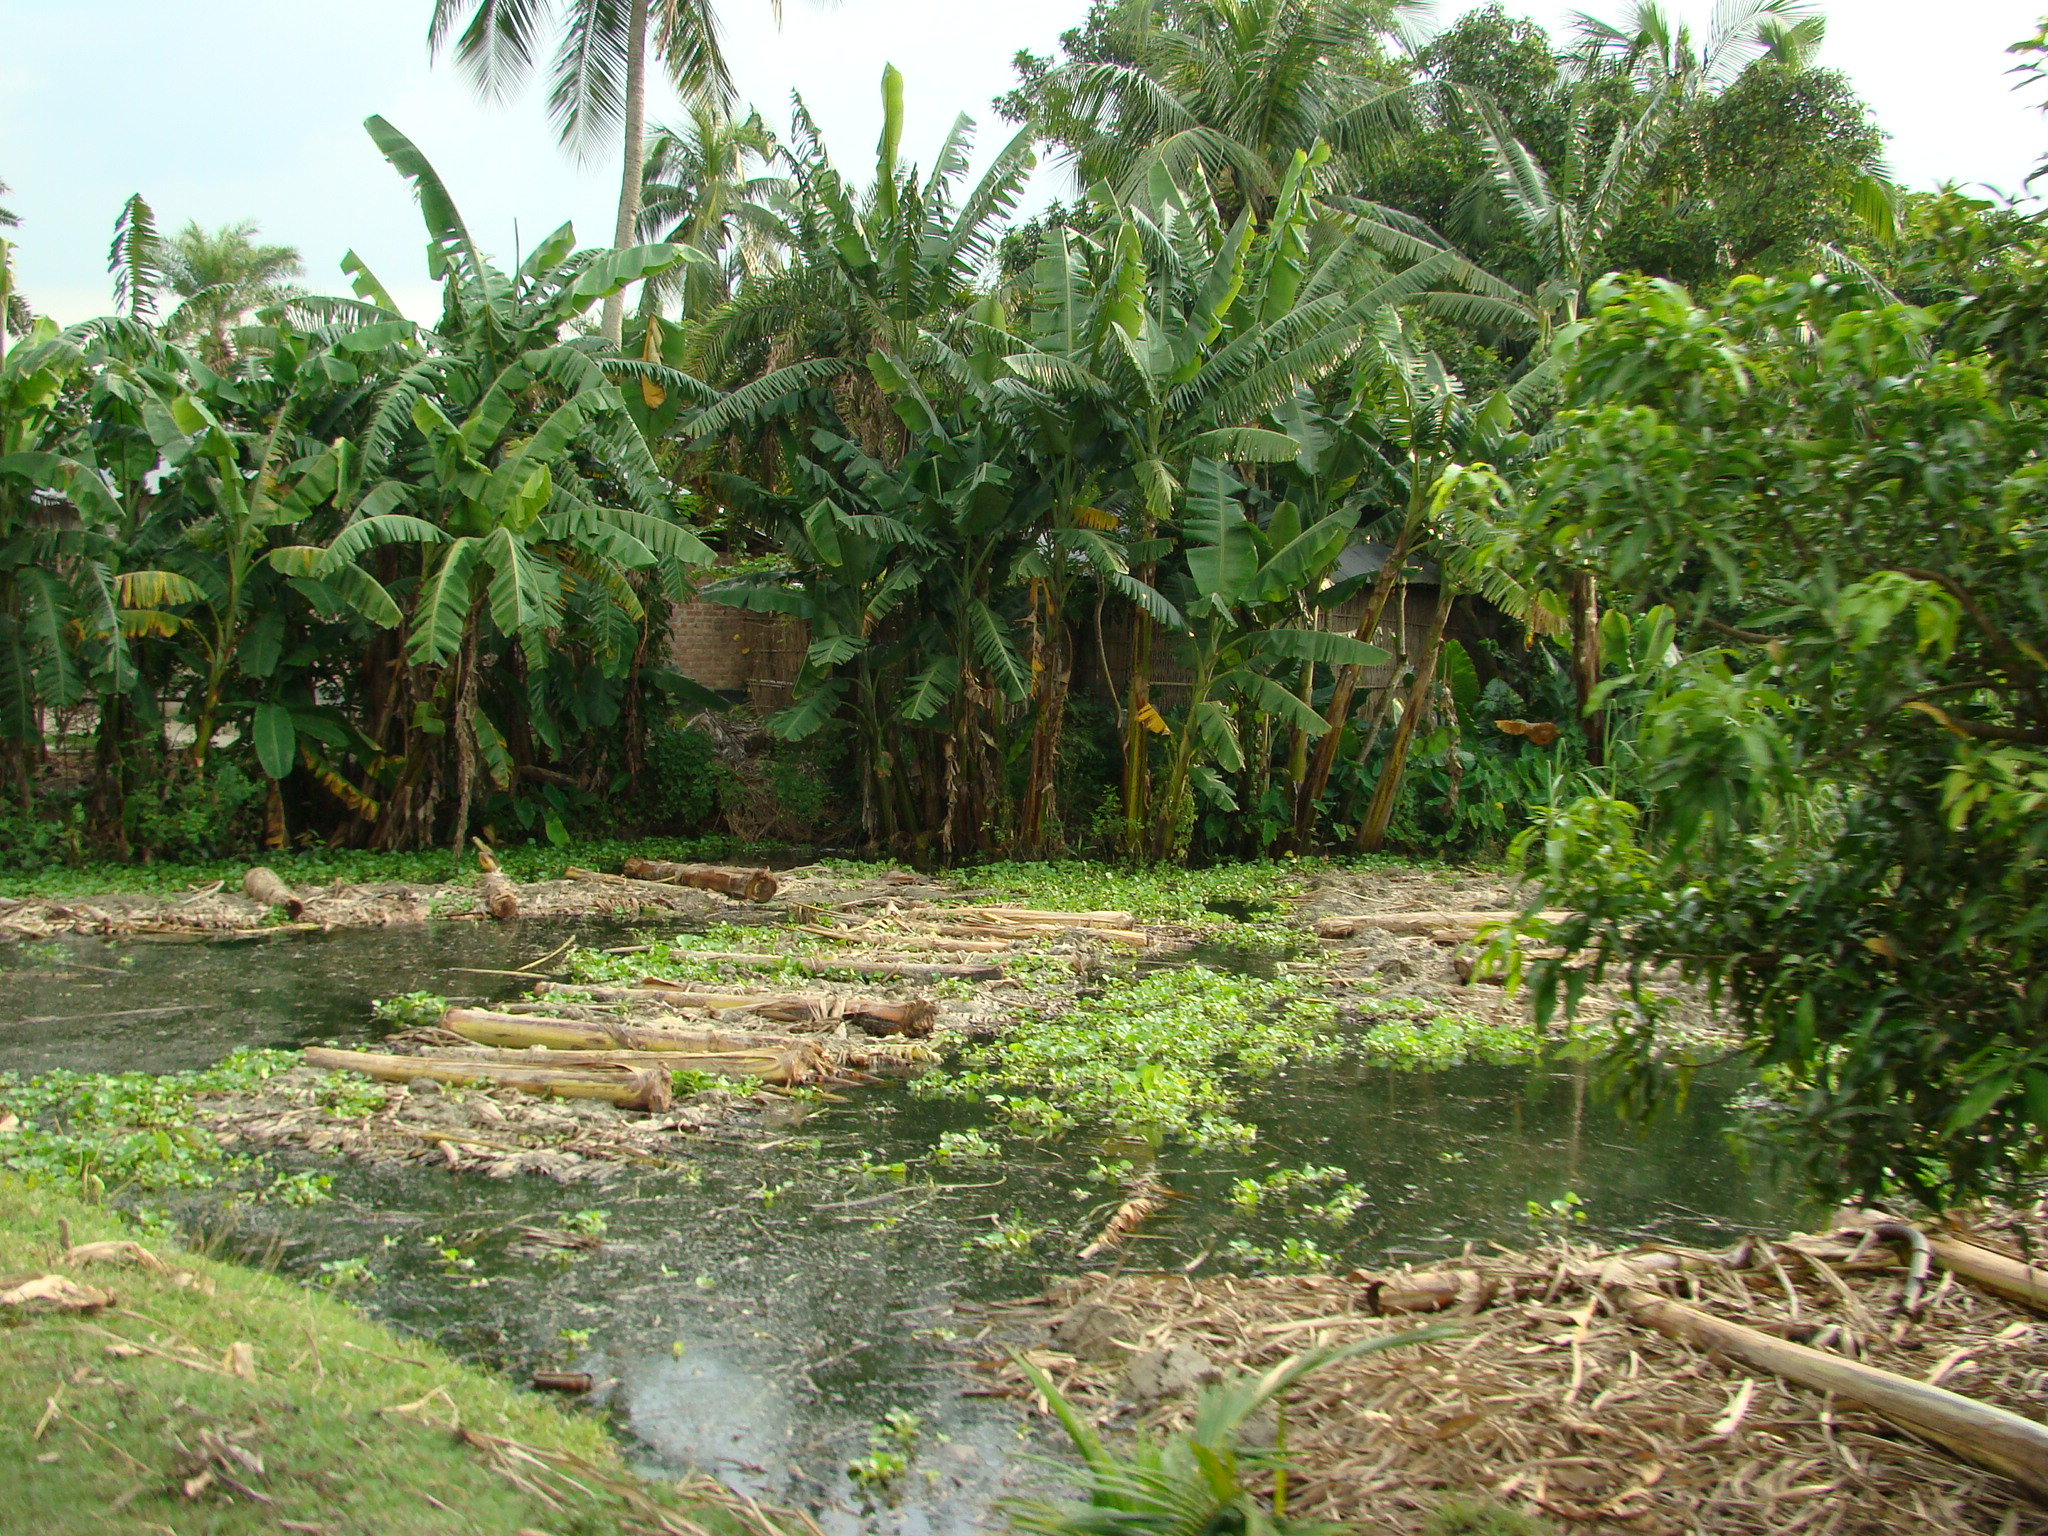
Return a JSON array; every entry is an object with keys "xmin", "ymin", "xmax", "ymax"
[
  {"xmin": 302, "ymin": 1046, "xmax": 672, "ymax": 1111},
  {"xmin": 242, "ymin": 867, "xmax": 304, "ymax": 920},
  {"xmin": 621, "ymin": 858, "xmax": 779, "ymax": 902},
  {"xmin": 1610, "ymin": 1280, "xmax": 2048, "ymax": 1500}
]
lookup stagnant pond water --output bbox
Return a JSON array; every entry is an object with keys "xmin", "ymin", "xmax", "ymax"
[{"xmin": 0, "ymin": 921, "xmax": 1807, "ymax": 1533}]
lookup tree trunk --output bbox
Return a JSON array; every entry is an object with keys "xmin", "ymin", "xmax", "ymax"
[
  {"xmin": 1017, "ymin": 584, "xmax": 1070, "ymax": 859},
  {"xmin": 1569, "ymin": 569, "xmax": 1604, "ymax": 767},
  {"xmin": 600, "ymin": 0, "xmax": 652, "ymax": 348},
  {"xmin": 1290, "ymin": 517, "xmax": 1419, "ymax": 848},
  {"xmin": 1356, "ymin": 583, "xmax": 1455, "ymax": 854}
]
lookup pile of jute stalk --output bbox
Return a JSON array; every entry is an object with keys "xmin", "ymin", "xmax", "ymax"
[{"xmin": 989, "ymin": 1209, "xmax": 2048, "ymax": 1534}]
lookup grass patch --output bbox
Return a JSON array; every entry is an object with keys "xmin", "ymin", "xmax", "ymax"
[{"xmin": 0, "ymin": 1178, "xmax": 755, "ymax": 1535}]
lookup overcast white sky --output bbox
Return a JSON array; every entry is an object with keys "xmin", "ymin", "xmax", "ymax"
[{"xmin": 2, "ymin": 1, "xmax": 2041, "ymax": 321}]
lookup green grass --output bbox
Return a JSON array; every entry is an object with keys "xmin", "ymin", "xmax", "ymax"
[
  {"xmin": 0, "ymin": 1178, "xmax": 757, "ymax": 1536},
  {"xmin": 0, "ymin": 835, "xmax": 781, "ymax": 900}
]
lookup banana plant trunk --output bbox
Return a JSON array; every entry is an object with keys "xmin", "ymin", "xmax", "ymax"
[
  {"xmin": 1118, "ymin": 558, "xmax": 1156, "ymax": 860},
  {"xmin": 1569, "ymin": 570, "xmax": 1604, "ymax": 766},
  {"xmin": 1017, "ymin": 578, "xmax": 1069, "ymax": 858},
  {"xmin": 600, "ymin": 0, "xmax": 652, "ymax": 347},
  {"xmin": 1148, "ymin": 652, "xmax": 1218, "ymax": 863},
  {"xmin": 1356, "ymin": 582, "xmax": 1455, "ymax": 854},
  {"xmin": 1290, "ymin": 515, "xmax": 1419, "ymax": 848}
]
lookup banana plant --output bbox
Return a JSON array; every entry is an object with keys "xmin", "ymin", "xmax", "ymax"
[
  {"xmin": 276, "ymin": 117, "xmax": 716, "ymax": 850},
  {"xmin": 0, "ymin": 317, "xmax": 129, "ymax": 801},
  {"xmin": 1000, "ymin": 144, "xmax": 1510, "ymax": 856},
  {"xmin": 1147, "ymin": 457, "xmax": 1387, "ymax": 860}
]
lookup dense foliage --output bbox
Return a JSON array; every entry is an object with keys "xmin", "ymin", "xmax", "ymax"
[
  {"xmin": 1492, "ymin": 209, "xmax": 2048, "ymax": 1202},
  {"xmin": 0, "ymin": 0, "xmax": 1921, "ymax": 885}
]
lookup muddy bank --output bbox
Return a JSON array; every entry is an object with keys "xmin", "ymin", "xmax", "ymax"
[{"xmin": 0, "ymin": 872, "xmax": 726, "ymax": 940}]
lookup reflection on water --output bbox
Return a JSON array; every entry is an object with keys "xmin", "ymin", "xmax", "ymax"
[{"xmin": 0, "ymin": 924, "xmax": 1804, "ymax": 1533}]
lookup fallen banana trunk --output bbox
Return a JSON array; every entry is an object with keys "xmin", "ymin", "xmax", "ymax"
[
  {"xmin": 421, "ymin": 1042, "xmax": 830, "ymax": 1085},
  {"xmin": 528, "ymin": 987, "xmax": 782, "ymax": 1011},
  {"xmin": 442, "ymin": 1008, "xmax": 779, "ymax": 1053},
  {"xmin": 1315, "ymin": 909, "xmax": 1569, "ymax": 942},
  {"xmin": 1835, "ymin": 1211, "xmax": 2048, "ymax": 1314},
  {"xmin": 520, "ymin": 986, "xmax": 937, "ymax": 1035},
  {"xmin": 620, "ymin": 858, "xmax": 779, "ymax": 902},
  {"xmin": 242, "ymin": 866, "xmax": 304, "ymax": 920},
  {"xmin": 968, "ymin": 906, "xmax": 1136, "ymax": 928},
  {"xmin": 1927, "ymin": 1234, "xmax": 2048, "ymax": 1313},
  {"xmin": 801, "ymin": 924, "xmax": 1012, "ymax": 955},
  {"xmin": 1609, "ymin": 1280, "xmax": 2048, "ymax": 1501},
  {"xmin": 440, "ymin": 1006, "xmax": 907, "ymax": 1060},
  {"xmin": 941, "ymin": 921, "xmax": 1149, "ymax": 947},
  {"xmin": 302, "ymin": 1047, "xmax": 672, "ymax": 1111},
  {"xmin": 676, "ymin": 951, "xmax": 1001, "ymax": 982}
]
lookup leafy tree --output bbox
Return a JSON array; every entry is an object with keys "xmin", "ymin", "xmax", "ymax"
[{"xmin": 1498, "ymin": 267, "xmax": 2048, "ymax": 1203}]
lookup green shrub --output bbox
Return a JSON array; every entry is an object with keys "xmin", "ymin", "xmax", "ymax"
[{"xmin": 644, "ymin": 716, "xmax": 726, "ymax": 832}]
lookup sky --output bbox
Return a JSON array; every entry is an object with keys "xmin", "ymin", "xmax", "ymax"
[{"xmin": 2, "ymin": 0, "xmax": 2042, "ymax": 322}]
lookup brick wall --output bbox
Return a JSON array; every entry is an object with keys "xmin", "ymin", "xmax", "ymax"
[{"xmin": 667, "ymin": 599, "xmax": 809, "ymax": 704}]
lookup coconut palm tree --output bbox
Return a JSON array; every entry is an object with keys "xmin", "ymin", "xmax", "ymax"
[
  {"xmin": 635, "ymin": 104, "xmax": 786, "ymax": 317},
  {"xmin": 1569, "ymin": 0, "xmax": 1824, "ymax": 92},
  {"xmin": 429, "ymin": 0, "xmax": 756, "ymax": 346},
  {"xmin": 1016, "ymin": 0, "xmax": 1424, "ymax": 223},
  {"xmin": 162, "ymin": 219, "xmax": 304, "ymax": 367}
]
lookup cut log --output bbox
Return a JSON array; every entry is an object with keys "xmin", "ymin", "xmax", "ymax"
[
  {"xmin": 1369, "ymin": 1269, "xmax": 1497, "ymax": 1315},
  {"xmin": 470, "ymin": 840, "xmax": 519, "ymax": 920},
  {"xmin": 477, "ymin": 871, "xmax": 519, "ymax": 920},
  {"xmin": 672, "ymin": 951, "xmax": 1001, "ymax": 981},
  {"xmin": 1610, "ymin": 1281, "xmax": 2048, "ymax": 1501},
  {"xmin": 621, "ymin": 859, "xmax": 779, "ymax": 902},
  {"xmin": 302, "ymin": 1047, "xmax": 671, "ymax": 1111},
  {"xmin": 242, "ymin": 867, "xmax": 304, "ymax": 920}
]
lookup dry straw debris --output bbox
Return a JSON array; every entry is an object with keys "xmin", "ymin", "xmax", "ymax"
[{"xmin": 982, "ymin": 1210, "xmax": 2048, "ymax": 1535}]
